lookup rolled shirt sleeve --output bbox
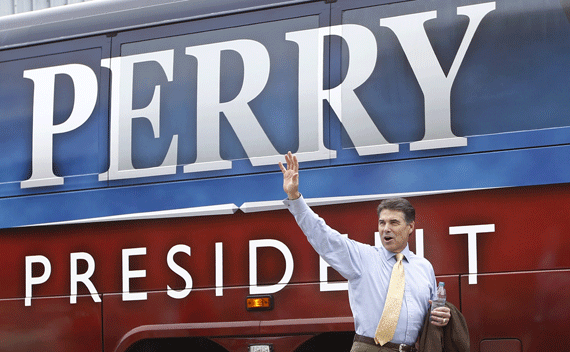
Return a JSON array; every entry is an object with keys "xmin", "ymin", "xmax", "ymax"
[{"xmin": 284, "ymin": 196, "xmax": 365, "ymax": 281}]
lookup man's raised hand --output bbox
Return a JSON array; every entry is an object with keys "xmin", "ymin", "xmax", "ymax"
[{"xmin": 279, "ymin": 152, "xmax": 301, "ymax": 200}]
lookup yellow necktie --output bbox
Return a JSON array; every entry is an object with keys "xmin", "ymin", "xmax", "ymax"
[{"xmin": 374, "ymin": 252, "xmax": 405, "ymax": 346}]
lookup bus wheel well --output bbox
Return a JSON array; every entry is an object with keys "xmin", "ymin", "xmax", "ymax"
[
  {"xmin": 295, "ymin": 331, "xmax": 355, "ymax": 352},
  {"xmin": 125, "ymin": 337, "xmax": 228, "ymax": 352}
]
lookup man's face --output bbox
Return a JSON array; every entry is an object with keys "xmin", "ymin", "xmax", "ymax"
[{"xmin": 378, "ymin": 208, "xmax": 414, "ymax": 253}]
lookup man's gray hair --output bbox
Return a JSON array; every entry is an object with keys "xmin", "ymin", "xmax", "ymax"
[{"xmin": 377, "ymin": 197, "xmax": 415, "ymax": 224}]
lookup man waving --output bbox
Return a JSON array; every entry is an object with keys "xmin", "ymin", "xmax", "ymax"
[{"xmin": 279, "ymin": 152, "xmax": 450, "ymax": 352}]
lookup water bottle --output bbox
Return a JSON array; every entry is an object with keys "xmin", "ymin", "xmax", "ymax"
[{"xmin": 431, "ymin": 282, "xmax": 446, "ymax": 310}]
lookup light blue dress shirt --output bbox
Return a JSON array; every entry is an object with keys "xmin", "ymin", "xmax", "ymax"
[{"xmin": 284, "ymin": 196, "xmax": 437, "ymax": 345}]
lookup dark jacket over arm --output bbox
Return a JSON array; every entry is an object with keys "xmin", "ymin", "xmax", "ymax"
[{"xmin": 418, "ymin": 301, "xmax": 470, "ymax": 352}]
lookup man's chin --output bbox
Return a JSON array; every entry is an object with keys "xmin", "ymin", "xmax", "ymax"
[{"xmin": 382, "ymin": 242, "xmax": 395, "ymax": 252}]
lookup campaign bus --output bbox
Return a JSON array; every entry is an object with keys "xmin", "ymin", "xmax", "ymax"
[{"xmin": 0, "ymin": 0, "xmax": 569, "ymax": 351}]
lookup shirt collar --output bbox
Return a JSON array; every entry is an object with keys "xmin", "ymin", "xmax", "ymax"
[{"xmin": 382, "ymin": 244, "xmax": 411, "ymax": 263}]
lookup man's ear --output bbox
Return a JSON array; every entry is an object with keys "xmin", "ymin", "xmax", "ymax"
[{"xmin": 408, "ymin": 221, "xmax": 415, "ymax": 235}]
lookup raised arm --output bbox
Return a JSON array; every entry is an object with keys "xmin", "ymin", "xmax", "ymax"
[
  {"xmin": 279, "ymin": 151, "xmax": 301, "ymax": 200},
  {"xmin": 279, "ymin": 152, "xmax": 364, "ymax": 281}
]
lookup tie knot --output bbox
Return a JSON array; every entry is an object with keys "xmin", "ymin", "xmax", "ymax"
[{"xmin": 396, "ymin": 253, "xmax": 404, "ymax": 262}]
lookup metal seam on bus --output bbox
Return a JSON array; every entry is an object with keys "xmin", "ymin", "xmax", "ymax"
[
  {"xmin": 18, "ymin": 203, "xmax": 239, "ymax": 227},
  {"xmin": 239, "ymin": 187, "xmax": 499, "ymax": 213}
]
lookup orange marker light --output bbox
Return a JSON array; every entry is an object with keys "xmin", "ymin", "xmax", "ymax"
[{"xmin": 246, "ymin": 295, "xmax": 273, "ymax": 311}]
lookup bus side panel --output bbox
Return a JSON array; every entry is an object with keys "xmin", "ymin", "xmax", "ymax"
[
  {"xmin": 0, "ymin": 296, "xmax": 101, "ymax": 352},
  {"xmin": 461, "ymin": 270, "xmax": 570, "ymax": 352},
  {"xmin": 102, "ymin": 283, "xmax": 352, "ymax": 352}
]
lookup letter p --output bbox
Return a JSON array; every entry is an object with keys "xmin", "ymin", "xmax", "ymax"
[
  {"xmin": 21, "ymin": 64, "xmax": 98, "ymax": 189},
  {"xmin": 25, "ymin": 255, "xmax": 52, "ymax": 306}
]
